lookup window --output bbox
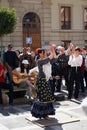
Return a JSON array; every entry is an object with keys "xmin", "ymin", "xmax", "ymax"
[
  {"xmin": 61, "ymin": 6, "xmax": 71, "ymax": 29},
  {"xmin": 84, "ymin": 8, "xmax": 87, "ymax": 29},
  {"xmin": 23, "ymin": 12, "xmax": 40, "ymax": 34}
]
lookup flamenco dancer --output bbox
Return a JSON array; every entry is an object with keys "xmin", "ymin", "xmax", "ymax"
[{"xmin": 31, "ymin": 44, "xmax": 57, "ymax": 120}]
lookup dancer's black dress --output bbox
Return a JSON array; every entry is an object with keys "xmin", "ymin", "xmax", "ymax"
[{"xmin": 31, "ymin": 57, "xmax": 55, "ymax": 118}]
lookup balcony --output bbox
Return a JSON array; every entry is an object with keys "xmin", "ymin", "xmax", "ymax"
[{"xmin": 61, "ymin": 21, "xmax": 71, "ymax": 30}]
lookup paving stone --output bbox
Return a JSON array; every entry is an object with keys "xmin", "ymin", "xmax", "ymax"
[
  {"xmin": 0, "ymin": 124, "xmax": 9, "ymax": 130},
  {"xmin": 62, "ymin": 120, "xmax": 87, "ymax": 130},
  {"xmin": 0, "ymin": 90, "xmax": 87, "ymax": 130}
]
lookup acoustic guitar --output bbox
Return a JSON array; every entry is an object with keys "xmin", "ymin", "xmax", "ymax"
[{"xmin": 13, "ymin": 71, "xmax": 38, "ymax": 84}]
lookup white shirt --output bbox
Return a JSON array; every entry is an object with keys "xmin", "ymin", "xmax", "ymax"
[
  {"xmin": 68, "ymin": 55, "xmax": 82, "ymax": 67},
  {"xmin": 15, "ymin": 67, "xmax": 27, "ymax": 73},
  {"xmin": 15, "ymin": 67, "xmax": 21, "ymax": 72},
  {"xmin": 85, "ymin": 55, "xmax": 87, "ymax": 68},
  {"xmin": 43, "ymin": 62, "xmax": 52, "ymax": 81},
  {"xmin": 29, "ymin": 66, "xmax": 39, "ymax": 75}
]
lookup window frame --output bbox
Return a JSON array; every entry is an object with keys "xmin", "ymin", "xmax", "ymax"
[
  {"xmin": 60, "ymin": 6, "xmax": 72, "ymax": 30},
  {"xmin": 83, "ymin": 8, "xmax": 87, "ymax": 30}
]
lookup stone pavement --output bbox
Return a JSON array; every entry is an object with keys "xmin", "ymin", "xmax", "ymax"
[{"xmin": 0, "ymin": 89, "xmax": 87, "ymax": 130}]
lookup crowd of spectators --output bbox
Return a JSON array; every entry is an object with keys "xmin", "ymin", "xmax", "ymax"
[{"xmin": 0, "ymin": 43, "xmax": 87, "ymax": 107}]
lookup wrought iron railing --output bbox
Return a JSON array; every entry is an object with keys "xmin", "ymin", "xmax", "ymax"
[{"xmin": 61, "ymin": 21, "xmax": 71, "ymax": 29}]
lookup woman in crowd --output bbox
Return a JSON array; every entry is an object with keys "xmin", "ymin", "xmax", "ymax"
[
  {"xmin": 31, "ymin": 44, "xmax": 57, "ymax": 120},
  {"xmin": 0, "ymin": 58, "xmax": 13, "ymax": 106}
]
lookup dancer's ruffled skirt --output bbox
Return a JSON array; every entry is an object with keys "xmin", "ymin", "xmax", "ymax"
[
  {"xmin": 31, "ymin": 100, "xmax": 55, "ymax": 118},
  {"xmin": 31, "ymin": 78, "xmax": 55, "ymax": 118}
]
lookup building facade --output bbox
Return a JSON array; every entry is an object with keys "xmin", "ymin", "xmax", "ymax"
[{"xmin": 0, "ymin": 0, "xmax": 87, "ymax": 51}]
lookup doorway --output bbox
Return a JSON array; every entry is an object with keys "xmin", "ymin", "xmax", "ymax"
[{"xmin": 22, "ymin": 12, "xmax": 41, "ymax": 51}]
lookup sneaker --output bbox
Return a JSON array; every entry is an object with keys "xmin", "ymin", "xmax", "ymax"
[
  {"xmin": 31, "ymin": 97, "xmax": 34, "ymax": 100},
  {"xmin": 25, "ymin": 95, "xmax": 30, "ymax": 99}
]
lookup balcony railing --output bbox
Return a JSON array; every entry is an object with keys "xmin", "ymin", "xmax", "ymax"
[{"xmin": 61, "ymin": 21, "xmax": 71, "ymax": 29}]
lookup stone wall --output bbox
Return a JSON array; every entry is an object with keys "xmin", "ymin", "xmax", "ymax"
[{"xmin": 0, "ymin": 0, "xmax": 87, "ymax": 51}]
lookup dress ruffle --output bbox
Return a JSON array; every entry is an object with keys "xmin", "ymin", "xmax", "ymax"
[{"xmin": 31, "ymin": 100, "xmax": 55, "ymax": 118}]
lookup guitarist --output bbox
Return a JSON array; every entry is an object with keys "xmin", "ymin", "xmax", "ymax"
[{"xmin": 12, "ymin": 59, "xmax": 36, "ymax": 100}]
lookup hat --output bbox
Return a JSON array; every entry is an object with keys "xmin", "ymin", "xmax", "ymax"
[
  {"xmin": 38, "ymin": 49, "xmax": 45, "ymax": 54},
  {"xmin": 22, "ymin": 60, "xmax": 29, "ymax": 64},
  {"xmin": 8, "ymin": 44, "xmax": 13, "ymax": 48},
  {"xmin": 35, "ymin": 48, "xmax": 41, "ymax": 54},
  {"xmin": 75, "ymin": 46, "xmax": 81, "ymax": 52},
  {"xmin": 56, "ymin": 46, "xmax": 62, "ymax": 50}
]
